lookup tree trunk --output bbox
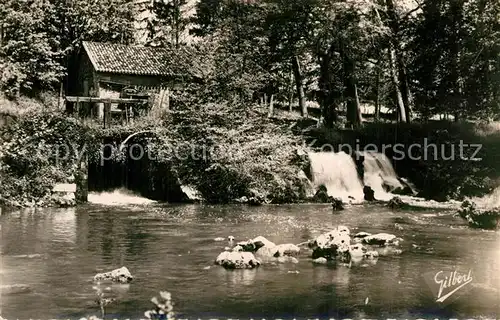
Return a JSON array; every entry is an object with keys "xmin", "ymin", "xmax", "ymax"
[
  {"xmin": 342, "ymin": 50, "xmax": 363, "ymax": 128},
  {"xmin": 319, "ymin": 53, "xmax": 338, "ymax": 127},
  {"xmin": 288, "ymin": 69, "xmax": 294, "ymax": 112},
  {"xmin": 385, "ymin": 0, "xmax": 411, "ymax": 123},
  {"xmin": 389, "ymin": 48, "xmax": 407, "ymax": 123},
  {"xmin": 354, "ymin": 84, "xmax": 363, "ymax": 125},
  {"xmin": 375, "ymin": 65, "xmax": 381, "ymax": 121},
  {"xmin": 292, "ymin": 56, "xmax": 307, "ymax": 117},
  {"xmin": 268, "ymin": 94, "xmax": 274, "ymax": 118},
  {"xmin": 398, "ymin": 60, "xmax": 413, "ymax": 122}
]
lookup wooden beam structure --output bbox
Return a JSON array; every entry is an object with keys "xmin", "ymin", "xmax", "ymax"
[
  {"xmin": 65, "ymin": 96, "xmax": 147, "ymax": 104},
  {"xmin": 65, "ymin": 96, "xmax": 148, "ymax": 128}
]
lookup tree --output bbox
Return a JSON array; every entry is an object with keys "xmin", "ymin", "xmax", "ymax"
[
  {"xmin": 0, "ymin": 0, "xmax": 64, "ymax": 95},
  {"xmin": 43, "ymin": 0, "xmax": 135, "ymax": 93},
  {"xmin": 411, "ymin": 0, "xmax": 500, "ymax": 121},
  {"xmin": 146, "ymin": 0, "xmax": 191, "ymax": 48},
  {"xmin": 0, "ymin": 0, "xmax": 136, "ymax": 97}
]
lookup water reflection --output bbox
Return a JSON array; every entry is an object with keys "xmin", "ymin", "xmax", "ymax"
[
  {"xmin": 220, "ymin": 268, "xmax": 258, "ymax": 287},
  {"xmin": 51, "ymin": 208, "xmax": 77, "ymax": 245},
  {"xmin": 1, "ymin": 204, "xmax": 499, "ymax": 319}
]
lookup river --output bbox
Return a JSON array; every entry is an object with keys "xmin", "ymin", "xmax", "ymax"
[{"xmin": 1, "ymin": 203, "xmax": 499, "ymax": 319}]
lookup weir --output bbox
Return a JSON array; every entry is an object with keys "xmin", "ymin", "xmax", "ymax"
[
  {"xmin": 309, "ymin": 151, "xmax": 411, "ymax": 201},
  {"xmin": 308, "ymin": 152, "xmax": 364, "ymax": 201}
]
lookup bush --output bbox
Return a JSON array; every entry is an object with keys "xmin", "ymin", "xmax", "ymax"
[
  {"xmin": 457, "ymin": 200, "xmax": 500, "ymax": 229},
  {"xmin": 0, "ymin": 99, "xmax": 96, "ymax": 206},
  {"xmin": 160, "ymin": 102, "xmax": 310, "ymax": 204}
]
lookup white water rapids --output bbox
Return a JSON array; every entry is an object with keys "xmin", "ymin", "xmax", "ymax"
[{"xmin": 308, "ymin": 151, "xmax": 412, "ymax": 202}]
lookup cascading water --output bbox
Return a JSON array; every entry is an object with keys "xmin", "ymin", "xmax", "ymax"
[
  {"xmin": 308, "ymin": 152, "xmax": 364, "ymax": 201},
  {"xmin": 360, "ymin": 151, "xmax": 404, "ymax": 200},
  {"xmin": 309, "ymin": 151, "xmax": 415, "ymax": 202}
]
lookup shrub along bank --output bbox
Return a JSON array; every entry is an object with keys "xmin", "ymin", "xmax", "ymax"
[
  {"xmin": 0, "ymin": 108, "xmax": 98, "ymax": 207},
  {"xmin": 0, "ymin": 98, "xmax": 313, "ymax": 207}
]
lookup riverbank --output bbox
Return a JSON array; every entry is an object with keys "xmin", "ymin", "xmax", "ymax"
[{"xmin": 2, "ymin": 95, "xmax": 500, "ymax": 209}]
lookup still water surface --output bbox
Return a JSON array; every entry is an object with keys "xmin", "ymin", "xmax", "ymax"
[{"xmin": 1, "ymin": 204, "xmax": 499, "ymax": 319}]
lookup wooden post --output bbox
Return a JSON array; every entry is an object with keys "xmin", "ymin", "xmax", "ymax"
[
  {"xmin": 76, "ymin": 97, "xmax": 81, "ymax": 119},
  {"xmin": 103, "ymin": 102, "xmax": 111, "ymax": 129},
  {"xmin": 129, "ymin": 106, "xmax": 134, "ymax": 125},
  {"xmin": 165, "ymin": 88, "xmax": 170, "ymax": 111}
]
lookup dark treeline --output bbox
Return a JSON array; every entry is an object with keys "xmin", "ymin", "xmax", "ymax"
[{"xmin": 0, "ymin": 0, "xmax": 499, "ymax": 125}]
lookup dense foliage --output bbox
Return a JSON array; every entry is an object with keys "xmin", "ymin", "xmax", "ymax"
[
  {"xmin": 2, "ymin": 0, "xmax": 498, "ymax": 121},
  {"xmin": 0, "ymin": 100, "xmax": 98, "ymax": 206},
  {"xmin": 158, "ymin": 102, "xmax": 312, "ymax": 203},
  {"xmin": 0, "ymin": 0, "xmax": 135, "ymax": 97}
]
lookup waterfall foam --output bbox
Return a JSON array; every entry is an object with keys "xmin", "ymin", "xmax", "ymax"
[
  {"xmin": 308, "ymin": 151, "xmax": 364, "ymax": 201},
  {"xmin": 308, "ymin": 151, "xmax": 414, "ymax": 202},
  {"xmin": 360, "ymin": 151, "xmax": 404, "ymax": 201},
  {"xmin": 88, "ymin": 188, "xmax": 156, "ymax": 205}
]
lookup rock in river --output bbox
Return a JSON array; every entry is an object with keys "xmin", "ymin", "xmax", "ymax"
[
  {"xmin": 234, "ymin": 236, "xmax": 300, "ymax": 263},
  {"xmin": 332, "ymin": 198, "xmax": 344, "ymax": 211},
  {"xmin": 310, "ymin": 227, "xmax": 351, "ymax": 261},
  {"xmin": 363, "ymin": 186, "xmax": 376, "ymax": 201},
  {"xmin": 312, "ymin": 257, "xmax": 328, "ymax": 264},
  {"xmin": 352, "ymin": 232, "xmax": 372, "ymax": 243},
  {"xmin": 94, "ymin": 267, "xmax": 133, "ymax": 284},
  {"xmin": 362, "ymin": 233, "xmax": 401, "ymax": 246},
  {"xmin": 272, "ymin": 244, "xmax": 300, "ymax": 257},
  {"xmin": 458, "ymin": 200, "xmax": 500, "ymax": 230},
  {"xmin": 215, "ymin": 251, "xmax": 260, "ymax": 269},
  {"xmin": 387, "ymin": 196, "xmax": 407, "ymax": 209}
]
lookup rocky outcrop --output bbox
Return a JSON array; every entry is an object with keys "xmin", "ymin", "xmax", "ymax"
[
  {"xmin": 387, "ymin": 196, "xmax": 406, "ymax": 209},
  {"xmin": 235, "ymin": 236, "xmax": 274, "ymax": 253},
  {"xmin": 352, "ymin": 232, "xmax": 371, "ymax": 243},
  {"xmin": 93, "ymin": 267, "xmax": 133, "ymax": 284},
  {"xmin": 331, "ymin": 198, "xmax": 344, "ymax": 211},
  {"xmin": 228, "ymin": 236, "xmax": 300, "ymax": 264},
  {"xmin": 214, "ymin": 251, "xmax": 261, "ymax": 269},
  {"xmin": 363, "ymin": 186, "xmax": 376, "ymax": 201},
  {"xmin": 312, "ymin": 185, "xmax": 331, "ymax": 203},
  {"xmin": 458, "ymin": 200, "xmax": 500, "ymax": 230},
  {"xmin": 180, "ymin": 185, "xmax": 203, "ymax": 202},
  {"xmin": 52, "ymin": 183, "xmax": 77, "ymax": 207},
  {"xmin": 308, "ymin": 226, "xmax": 401, "ymax": 264},
  {"xmin": 312, "ymin": 257, "xmax": 328, "ymax": 264},
  {"xmin": 272, "ymin": 244, "xmax": 300, "ymax": 257}
]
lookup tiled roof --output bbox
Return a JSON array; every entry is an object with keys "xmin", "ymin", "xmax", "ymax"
[{"xmin": 82, "ymin": 41, "xmax": 195, "ymax": 77}]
